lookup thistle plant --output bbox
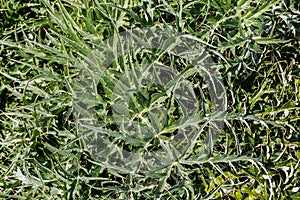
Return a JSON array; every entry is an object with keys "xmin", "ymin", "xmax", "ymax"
[{"xmin": 0, "ymin": 0, "xmax": 299, "ymax": 199}]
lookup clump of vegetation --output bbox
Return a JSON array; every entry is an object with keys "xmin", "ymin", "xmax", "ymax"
[{"xmin": 0, "ymin": 0, "xmax": 299, "ymax": 199}]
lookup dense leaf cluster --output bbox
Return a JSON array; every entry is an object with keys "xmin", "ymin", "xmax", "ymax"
[{"xmin": 0, "ymin": 0, "xmax": 299, "ymax": 199}]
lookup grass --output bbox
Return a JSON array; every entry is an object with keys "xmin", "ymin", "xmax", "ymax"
[{"xmin": 0, "ymin": 0, "xmax": 299, "ymax": 199}]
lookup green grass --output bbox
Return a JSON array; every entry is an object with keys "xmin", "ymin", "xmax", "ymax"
[{"xmin": 0, "ymin": 0, "xmax": 299, "ymax": 199}]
